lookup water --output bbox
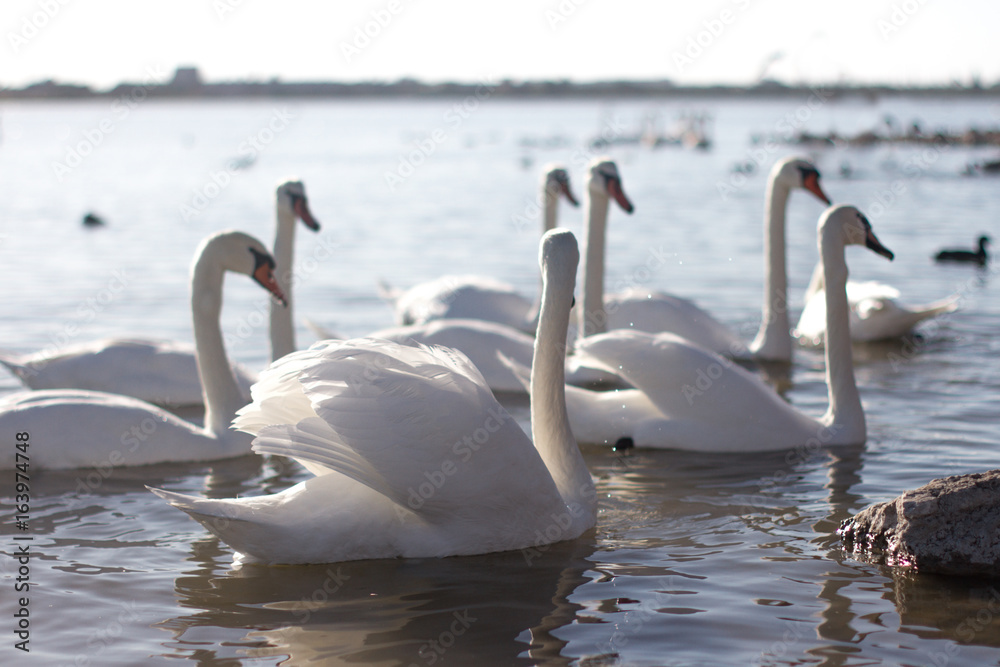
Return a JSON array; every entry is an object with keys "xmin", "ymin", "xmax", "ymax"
[{"xmin": 2, "ymin": 92, "xmax": 1000, "ymax": 666}]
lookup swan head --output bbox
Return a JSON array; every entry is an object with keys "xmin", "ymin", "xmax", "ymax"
[
  {"xmin": 822, "ymin": 205, "xmax": 894, "ymax": 261},
  {"xmin": 539, "ymin": 228, "xmax": 580, "ymax": 289},
  {"xmin": 978, "ymin": 235, "xmax": 992, "ymax": 251},
  {"xmin": 276, "ymin": 178, "xmax": 321, "ymax": 231},
  {"xmin": 772, "ymin": 156, "xmax": 831, "ymax": 205},
  {"xmin": 543, "ymin": 165, "xmax": 579, "ymax": 207},
  {"xmin": 195, "ymin": 230, "xmax": 289, "ymax": 307},
  {"xmin": 587, "ymin": 158, "xmax": 634, "ymax": 214}
]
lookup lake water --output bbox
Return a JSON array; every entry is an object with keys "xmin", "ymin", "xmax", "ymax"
[{"xmin": 2, "ymin": 91, "xmax": 1000, "ymax": 666}]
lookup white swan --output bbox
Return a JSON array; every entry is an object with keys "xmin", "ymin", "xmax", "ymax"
[
  {"xmin": 383, "ymin": 165, "xmax": 578, "ymax": 333},
  {"xmin": 0, "ymin": 179, "xmax": 319, "ymax": 406},
  {"xmin": 563, "ymin": 205, "xmax": 894, "ymax": 451},
  {"xmin": 0, "ymin": 231, "xmax": 288, "ymax": 470},
  {"xmin": 794, "ymin": 256, "xmax": 957, "ymax": 345},
  {"xmin": 366, "ymin": 317, "xmax": 619, "ymax": 394},
  {"xmin": 269, "ymin": 179, "xmax": 320, "ymax": 360},
  {"xmin": 149, "ymin": 229, "xmax": 596, "ymax": 565},
  {"xmin": 578, "ymin": 156, "xmax": 829, "ymax": 362},
  {"xmin": 366, "ymin": 318, "xmax": 536, "ymax": 393}
]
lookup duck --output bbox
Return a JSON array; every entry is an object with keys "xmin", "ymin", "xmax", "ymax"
[
  {"xmin": 149, "ymin": 228, "xmax": 596, "ymax": 565},
  {"xmin": 0, "ymin": 179, "xmax": 319, "ymax": 406},
  {"xmin": 562, "ymin": 205, "xmax": 894, "ymax": 451},
  {"xmin": 934, "ymin": 235, "xmax": 990, "ymax": 266},
  {"xmin": 82, "ymin": 212, "xmax": 105, "ymax": 227},
  {"xmin": 382, "ymin": 165, "xmax": 578, "ymax": 333},
  {"xmin": 0, "ymin": 231, "xmax": 287, "ymax": 470}
]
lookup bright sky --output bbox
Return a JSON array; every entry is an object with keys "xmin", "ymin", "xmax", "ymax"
[{"xmin": 4, "ymin": 0, "xmax": 998, "ymax": 89}]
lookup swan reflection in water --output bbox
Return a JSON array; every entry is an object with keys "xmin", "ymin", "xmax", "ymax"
[{"xmin": 163, "ymin": 535, "xmax": 598, "ymax": 665}]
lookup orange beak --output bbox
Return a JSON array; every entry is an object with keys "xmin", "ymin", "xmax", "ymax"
[
  {"xmin": 803, "ymin": 171, "xmax": 831, "ymax": 205},
  {"xmin": 607, "ymin": 177, "xmax": 634, "ymax": 214},
  {"xmin": 560, "ymin": 180, "xmax": 580, "ymax": 207},
  {"xmin": 293, "ymin": 197, "xmax": 320, "ymax": 231},
  {"xmin": 253, "ymin": 263, "xmax": 288, "ymax": 307}
]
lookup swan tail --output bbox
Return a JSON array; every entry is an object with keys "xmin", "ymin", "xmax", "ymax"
[
  {"xmin": 0, "ymin": 353, "xmax": 38, "ymax": 383},
  {"xmin": 376, "ymin": 279, "xmax": 403, "ymax": 305},
  {"xmin": 147, "ymin": 486, "xmax": 284, "ymax": 563},
  {"xmin": 893, "ymin": 295, "xmax": 960, "ymax": 332},
  {"xmin": 496, "ymin": 352, "xmax": 531, "ymax": 392},
  {"xmin": 148, "ymin": 487, "xmax": 256, "ymax": 531},
  {"xmin": 302, "ymin": 317, "xmax": 341, "ymax": 341},
  {"xmin": 916, "ymin": 295, "xmax": 961, "ymax": 318}
]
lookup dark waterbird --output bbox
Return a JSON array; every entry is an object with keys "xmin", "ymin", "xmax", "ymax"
[
  {"xmin": 934, "ymin": 235, "xmax": 990, "ymax": 266},
  {"xmin": 82, "ymin": 212, "xmax": 105, "ymax": 227}
]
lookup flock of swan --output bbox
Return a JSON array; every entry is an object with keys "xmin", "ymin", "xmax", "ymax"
[{"xmin": 0, "ymin": 157, "xmax": 967, "ymax": 565}]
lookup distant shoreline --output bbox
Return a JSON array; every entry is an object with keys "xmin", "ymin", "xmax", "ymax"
[{"xmin": 3, "ymin": 75, "xmax": 1000, "ymax": 102}]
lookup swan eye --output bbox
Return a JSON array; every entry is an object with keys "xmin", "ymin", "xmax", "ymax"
[{"xmin": 248, "ymin": 246, "xmax": 276, "ymax": 271}]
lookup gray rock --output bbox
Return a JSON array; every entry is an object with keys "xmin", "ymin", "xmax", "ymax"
[{"xmin": 839, "ymin": 469, "xmax": 1000, "ymax": 576}]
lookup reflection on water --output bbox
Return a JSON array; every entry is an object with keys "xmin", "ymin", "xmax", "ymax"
[{"xmin": 167, "ymin": 538, "xmax": 596, "ymax": 665}]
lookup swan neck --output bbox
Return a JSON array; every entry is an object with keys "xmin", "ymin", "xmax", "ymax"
[
  {"xmin": 542, "ymin": 185, "xmax": 559, "ymax": 234},
  {"xmin": 803, "ymin": 261, "xmax": 825, "ymax": 301},
  {"xmin": 750, "ymin": 181, "xmax": 791, "ymax": 360},
  {"xmin": 820, "ymin": 228, "xmax": 865, "ymax": 443},
  {"xmin": 192, "ymin": 257, "xmax": 246, "ymax": 437},
  {"xmin": 269, "ymin": 204, "xmax": 297, "ymax": 361},
  {"xmin": 527, "ymin": 183, "xmax": 562, "ymax": 330},
  {"xmin": 531, "ymin": 267, "xmax": 596, "ymax": 525},
  {"xmin": 579, "ymin": 190, "xmax": 609, "ymax": 338}
]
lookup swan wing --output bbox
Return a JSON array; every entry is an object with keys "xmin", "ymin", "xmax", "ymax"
[
  {"xmin": 369, "ymin": 319, "xmax": 535, "ymax": 393},
  {"xmin": 394, "ymin": 275, "xmax": 533, "ymax": 329},
  {"xmin": 249, "ymin": 339, "xmax": 560, "ymax": 520},
  {"xmin": 0, "ymin": 338, "xmax": 254, "ymax": 407},
  {"xmin": 573, "ymin": 330, "xmax": 817, "ymax": 450},
  {"xmin": 604, "ymin": 289, "xmax": 745, "ymax": 357}
]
